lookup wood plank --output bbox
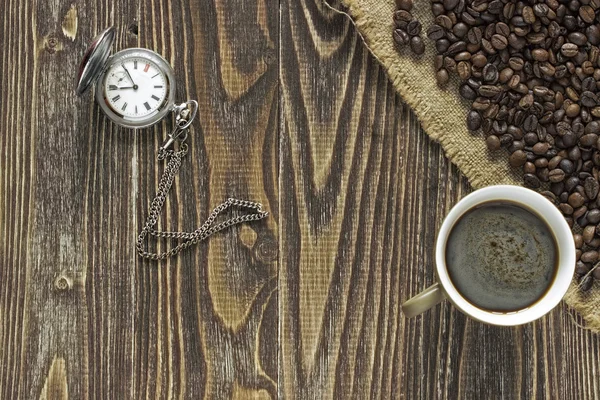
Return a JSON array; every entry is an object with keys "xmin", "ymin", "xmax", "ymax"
[
  {"xmin": 279, "ymin": 0, "xmax": 600, "ymax": 398},
  {"xmin": 0, "ymin": 0, "xmax": 278, "ymax": 398}
]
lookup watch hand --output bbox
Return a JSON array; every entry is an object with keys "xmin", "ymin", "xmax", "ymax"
[
  {"xmin": 117, "ymin": 86, "xmax": 135, "ymax": 89},
  {"xmin": 121, "ymin": 64, "xmax": 136, "ymax": 86}
]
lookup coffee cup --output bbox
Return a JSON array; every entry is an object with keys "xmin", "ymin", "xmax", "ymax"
[{"xmin": 402, "ymin": 185, "xmax": 576, "ymax": 326}]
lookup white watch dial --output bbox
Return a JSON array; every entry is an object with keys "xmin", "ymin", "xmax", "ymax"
[{"xmin": 103, "ymin": 57, "xmax": 167, "ymax": 118}]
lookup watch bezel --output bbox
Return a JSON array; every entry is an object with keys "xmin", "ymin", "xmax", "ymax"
[{"xmin": 96, "ymin": 48, "xmax": 176, "ymax": 129}]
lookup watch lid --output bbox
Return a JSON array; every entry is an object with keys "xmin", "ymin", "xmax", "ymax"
[{"xmin": 76, "ymin": 26, "xmax": 115, "ymax": 95}]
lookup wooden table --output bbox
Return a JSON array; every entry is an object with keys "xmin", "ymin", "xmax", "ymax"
[{"xmin": 2, "ymin": 0, "xmax": 599, "ymax": 398}]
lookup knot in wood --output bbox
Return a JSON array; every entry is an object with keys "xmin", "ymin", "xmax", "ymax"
[
  {"xmin": 256, "ymin": 238, "xmax": 278, "ymax": 262},
  {"xmin": 54, "ymin": 275, "xmax": 72, "ymax": 291}
]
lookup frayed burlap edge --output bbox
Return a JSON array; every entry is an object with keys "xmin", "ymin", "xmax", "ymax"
[{"xmin": 329, "ymin": 0, "xmax": 600, "ymax": 332}]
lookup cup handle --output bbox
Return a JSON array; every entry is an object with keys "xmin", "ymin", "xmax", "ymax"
[{"xmin": 402, "ymin": 282, "xmax": 447, "ymax": 318}]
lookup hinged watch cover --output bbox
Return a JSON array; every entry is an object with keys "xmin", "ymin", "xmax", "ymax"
[{"xmin": 76, "ymin": 26, "xmax": 115, "ymax": 95}]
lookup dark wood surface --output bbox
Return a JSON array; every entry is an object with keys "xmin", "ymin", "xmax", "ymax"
[{"xmin": 1, "ymin": 0, "xmax": 598, "ymax": 398}]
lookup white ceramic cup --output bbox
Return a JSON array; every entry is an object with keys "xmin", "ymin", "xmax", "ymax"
[{"xmin": 402, "ymin": 185, "xmax": 576, "ymax": 326}]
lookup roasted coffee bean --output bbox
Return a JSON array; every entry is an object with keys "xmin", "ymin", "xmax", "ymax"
[
  {"xmin": 581, "ymin": 91, "xmax": 599, "ymax": 108},
  {"xmin": 580, "ymin": 133, "xmax": 599, "ymax": 147},
  {"xmin": 584, "ymin": 224, "xmax": 597, "ymax": 243},
  {"xmin": 394, "ymin": 10, "xmax": 413, "ymax": 23},
  {"xmin": 594, "ymin": 268, "xmax": 600, "ymax": 280},
  {"xmin": 560, "ymin": 202, "xmax": 574, "ymax": 215},
  {"xmin": 561, "ymin": 43, "xmax": 579, "ymax": 57},
  {"xmin": 588, "ymin": 209, "xmax": 600, "ymax": 224},
  {"xmin": 491, "ymin": 34, "xmax": 508, "ymax": 50},
  {"xmin": 482, "ymin": 64, "xmax": 498, "ymax": 83},
  {"xmin": 575, "ymin": 261, "xmax": 590, "ymax": 274},
  {"xmin": 467, "ymin": 110, "xmax": 482, "ymax": 130},
  {"xmin": 457, "ymin": 61, "xmax": 471, "ymax": 80},
  {"xmin": 443, "ymin": 0, "xmax": 459, "ymax": 11},
  {"xmin": 395, "ymin": 0, "xmax": 413, "ymax": 11},
  {"xmin": 479, "ymin": 85, "xmax": 503, "ymax": 97},
  {"xmin": 532, "ymin": 49, "xmax": 549, "ymax": 62},
  {"xmin": 509, "ymin": 150, "xmax": 527, "ymax": 167},
  {"xmin": 560, "ymin": 159, "xmax": 575, "ymax": 174},
  {"xmin": 460, "ymin": 83, "xmax": 477, "ymax": 100},
  {"xmin": 407, "ymin": 20, "xmax": 422, "ymax": 36},
  {"xmin": 471, "ymin": 54, "xmax": 487, "ymax": 68},
  {"xmin": 549, "ymin": 169, "xmax": 566, "ymax": 182},
  {"xmin": 427, "ymin": 24, "xmax": 445, "ymax": 41},
  {"xmin": 585, "ymin": 177, "xmax": 600, "ymax": 199},
  {"xmin": 533, "ymin": 142, "xmax": 549, "ymax": 155},
  {"xmin": 569, "ymin": 192, "xmax": 586, "ymax": 208},
  {"xmin": 436, "ymin": 68, "xmax": 449, "ymax": 86},
  {"xmin": 524, "ymin": 173, "xmax": 541, "ymax": 188},
  {"xmin": 580, "ymin": 6, "xmax": 596, "ymax": 24},
  {"xmin": 393, "ymin": 29, "xmax": 410, "ymax": 46},
  {"xmin": 486, "ymin": 135, "xmax": 501, "ymax": 151},
  {"xmin": 410, "ymin": 36, "xmax": 425, "ymax": 55}
]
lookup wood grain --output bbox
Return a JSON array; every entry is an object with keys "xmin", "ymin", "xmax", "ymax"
[
  {"xmin": 279, "ymin": 0, "xmax": 600, "ymax": 399},
  {"xmin": 0, "ymin": 0, "xmax": 598, "ymax": 398}
]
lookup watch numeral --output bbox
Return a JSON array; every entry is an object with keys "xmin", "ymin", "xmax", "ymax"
[
  {"xmin": 151, "ymin": 95, "xmax": 160, "ymax": 101},
  {"xmin": 108, "ymin": 85, "xmax": 118, "ymax": 90},
  {"xmin": 151, "ymin": 73, "xmax": 160, "ymax": 79},
  {"xmin": 112, "ymin": 95, "xmax": 121, "ymax": 102},
  {"xmin": 144, "ymin": 63, "xmax": 150, "ymax": 72},
  {"xmin": 135, "ymin": 105, "xmax": 138, "ymax": 114},
  {"xmin": 121, "ymin": 102, "xmax": 128, "ymax": 111},
  {"xmin": 144, "ymin": 102, "xmax": 151, "ymax": 110},
  {"xmin": 154, "ymin": 85, "xmax": 163, "ymax": 88},
  {"xmin": 133, "ymin": 60, "xmax": 138, "ymax": 69}
]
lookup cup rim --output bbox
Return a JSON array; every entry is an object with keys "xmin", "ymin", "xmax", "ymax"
[{"xmin": 435, "ymin": 185, "xmax": 576, "ymax": 326}]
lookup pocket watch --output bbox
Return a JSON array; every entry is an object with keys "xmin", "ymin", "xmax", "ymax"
[
  {"xmin": 76, "ymin": 27, "xmax": 269, "ymax": 260},
  {"xmin": 76, "ymin": 26, "xmax": 176, "ymax": 128}
]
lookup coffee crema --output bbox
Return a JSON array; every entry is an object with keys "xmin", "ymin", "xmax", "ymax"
[{"xmin": 445, "ymin": 201, "xmax": 558, "ymax": 313}]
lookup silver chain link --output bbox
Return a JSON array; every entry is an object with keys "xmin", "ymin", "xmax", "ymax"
[{"xmin": 136, "ymin": 106, "xmax": 269, "ymax": 260}]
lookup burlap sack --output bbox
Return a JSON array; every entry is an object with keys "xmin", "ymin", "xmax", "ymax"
[{"xmin": 332, "ymin": 0, "xmax": 600, "ymax": 331}]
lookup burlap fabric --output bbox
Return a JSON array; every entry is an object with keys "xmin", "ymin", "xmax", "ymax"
[{"xmin": 333, "ymin": 0, "xmax": 600, "ymax": 331}]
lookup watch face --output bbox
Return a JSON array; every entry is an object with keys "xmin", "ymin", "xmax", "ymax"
[{"xmin": 97, "ymin": 48, "xmax": 175, "ymax": 128}]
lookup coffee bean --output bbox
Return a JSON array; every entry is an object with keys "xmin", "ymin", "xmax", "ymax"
[
  {"xmin": 594, "ymin": 267, "xmax": 600, "ymax": 280},
  {"xmin": 549, "ymin": 169, "xmax": 566, "ymax": 182},
  {"xmin": 568, "ymin": 32, "xmax": 588, "ymax": 46},
  {"xmin": 575, "ymin": 260, "xmax": 591, "ymax": 274},
  {"xmin": 566, "ymin": 103, "xmax": 581, "ymax": 118},
  {"xmin": 443, "ymin": 0, "xmax": 459, "ymax": 11},
  {"xmin": 471, "ymin": 54, "xmax": 488, "ymax": 68},
  {"xmin": 531, "ymin": 49, "xmax": 549, "ymax": 62},
  {"xmin": 395, "ymin": 0, "xmax": 413, "ymax": 11},
  {"xmin": 584, "ymin": 224, "xmax": 597, "ymax": 243},
  {"xmin": 460, "ymin": 84, "xmax": 477, "ymax": 100},
  {"xmin": 427, "ymin": 24, "xmax": 445, "ymax": 41},
  {"xmin": 560, "ymin": 202, "xmax": 574, "ymax": 215},
  {"xmin": 410, "ymin": 36, "xmax": 425, "ymax": 55},
  {"xmin": 486, "ymin": 135, "xmax": 501, "ymax": 151},
  {"xmin": 580, "ymin": 133, "xmax": 599, "ymax": 147},
  {"xmin": 393, "ymin": 29, "xmax": 410, "ymax": 46},
  {"xmin": 585, "ymin": 177, "xmax": 600, "ymax": 199},
  {"xmin": 581, "ymin": 91, "xmax": 599, "ymax": 108},
  {"xmin": 574, "ymin": 233, "xmax": 584, "ymax": 249},
  {"xmin": 580, "ymin": 6, "xmax": 596, "ymax": 24},
  {"xmin": 509, "ymin": 150, "xmax": 527, "ymax": 167},
  {"xmin": 588, "ymin": 209, "xmax": 600, "ymax": 224},
  {"xmin": 587, "ymin": 25, "xmax": 600, "ymax": 45},
  {"xmin": 523, "ymin": 115, "xmax": 538, "ymax": 131},
  {"xmin": 561, "ymin": 43, "xmax": 579, "ymax": 57},
  {"xmin": 407, "ymin": 20, "xmax": 422, "ymax": 36},
  {"xmin": 436, "ymin": 68, "xmax": 449, "ymax": 86},
  {"xmin": 479, "ymin": 85, "xmax": 503, "ymax": 97},
  {"xmin": 491, "ymin": 34, "xmax": 508, "ymax": 50},
  {"xmin": 533, "ymin": 142, "xmax": 549, "ymax": 155},
  {"xmin": 394, "ymin": 10, "xmax": 413, "ymax": 23},
  {"xmin": 457, "ymin": 61, "xmax": 471, "ymax": 80},
  {"xmin": 582, "ymin": 251, "xmax": 599, "ymax": 263},
  {"xmin": 524, "ymin": 173, "xmax": 541, "ymax": 188},
  {"xmin": 569, "ymin": 192, "xmax": 586, "ymax": 208},
  {"xmin": 560, "ymin": 159, "xmax": 575, "ymax": 174}
]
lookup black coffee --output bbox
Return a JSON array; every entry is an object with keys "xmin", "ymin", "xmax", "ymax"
[{"xmin": 445, "ymin": 201, "xmax": 558, "ymax": 312}]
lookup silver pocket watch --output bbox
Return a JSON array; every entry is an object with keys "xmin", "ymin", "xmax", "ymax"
[{"xmin": 77, "ymin": 27, "xmax": 268, "ymax": 260}]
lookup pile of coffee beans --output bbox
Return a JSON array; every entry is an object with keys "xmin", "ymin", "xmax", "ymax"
[
  {"xmin": 393, "ymin": 0, "xmax": 426, "ymax": 55},
  {"xmin": 426, "ymin": 0, "xmax": 600, "ymax": 290}
]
